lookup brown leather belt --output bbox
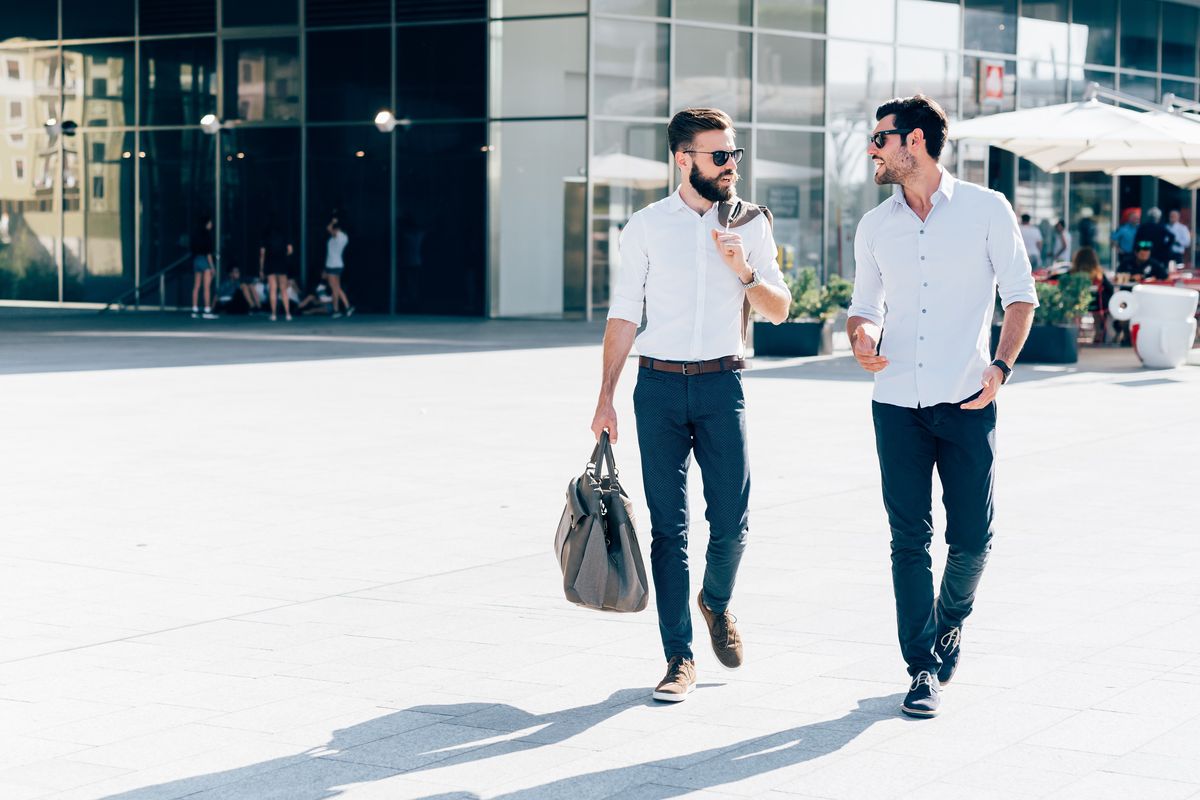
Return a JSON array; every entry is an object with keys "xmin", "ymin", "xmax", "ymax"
[{"xmin": 639, "ymin": 356, "xmax": 746, "ymax": 375}]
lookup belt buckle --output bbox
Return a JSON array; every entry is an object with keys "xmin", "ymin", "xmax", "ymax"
[{"xmin": 681, "ymin": 362, "xmax": 699, "ymax": 376}]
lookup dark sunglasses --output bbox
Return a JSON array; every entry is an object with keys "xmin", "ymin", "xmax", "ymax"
[
  {"xmin": 869, "ymin": 128, "xmax": 914, "ymax": 149},
  {"xmin": 683, "ymin": 148, "xmax": 744, "ymax": 167}
]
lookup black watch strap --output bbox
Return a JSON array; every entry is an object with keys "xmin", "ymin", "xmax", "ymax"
[{"xmin": 991, "ymin": 358, "xmax": 1012, "ymax": 384}]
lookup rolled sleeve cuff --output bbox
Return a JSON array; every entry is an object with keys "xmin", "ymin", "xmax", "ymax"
[
  {"xmin": 607, "ymin": 301, "xmax": 643, "ymax": 324},
  {"xmin": 847, "ymin": 303, "xmax": 885, "ymax": 327},
  {"xmin": 998, "ymin": 287, "xmax": 1039, "ymax": 309}
]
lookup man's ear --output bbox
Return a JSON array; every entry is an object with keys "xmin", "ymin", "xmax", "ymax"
[
  {"xmin": 907, "ymin": 128, "xmax": 925, "ymax": 155},
  {"xmin": 674, "ymin": 150, "xmax": 689, "ymax": 171}
]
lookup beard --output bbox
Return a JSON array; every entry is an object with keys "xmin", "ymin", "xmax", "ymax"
[
  {"xmin": 690, "ymin": 162, "xmax": 737, "ymax": 202},
  {"xmin": 874, "ymin": 150, "xmax": 917, "ymax": 185}
]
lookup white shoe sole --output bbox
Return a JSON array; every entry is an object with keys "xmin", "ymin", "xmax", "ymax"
[
  {"xmin": 652, "ymin": 685, "xmax": 694, "ymax": 702},
  {"xmin": 900, "ymin": 704, "xmax": 939, "ymax": 718}
]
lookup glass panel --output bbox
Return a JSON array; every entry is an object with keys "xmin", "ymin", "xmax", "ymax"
[
  {"xmin": 1163, "ymin": 79, "xmax": 1199, "ymax": 103},
  {"xmin": 965, "ymin": 0, "xmax": 1017, "ymax": 54},
  {"xmin": 0, "ymin": 122, "xmax": 57, "ymax": 301},
  {"xmin": 397, "ymin": 23, "xmax": 485, "ymax": 120},
  {"xmin": 962, "ymin": 56, "xmax": 1016, "ymax": 117},
  {"xmin": 1119, "ymin": 73, "xmax": 1158, "ymax": 106},
  {"xmin": 395, "ymin": 123, "xmax": 487, "ymax": 315},
  {"xmin": 1069, "ymin": 67, "xmax": 1115, "ymax": 101},
  {"xmin": 306, "ymin": 28, "xmax": 390, "ymax": 123},
  {"xmin": 62, "ymin": 0, "xmax": 134, "ymax": 39},
  {"xmin": 898, "ymin": 0, "xmax": 960, "ymax": 49},
  {"xmin": 827, "ymin": 0, "xmax": 894, "ymax": 43},
  {"xmin": 826, "ymin": 41, "xmax": 892, "ymax": 280},
  {"xmin": 594, "ymin": 19, "xmax": 668, "ymax": 117},
  {"xmin": 1016, "ymin": 158, "xmax": 1065, "ymax": 264},
  {"xmin": 756, "ymin": 129, "xmax": 822, "ymax": 277},
  {"xmin": 590, "ymin": 121, "xmax": 668, "ymax": 318},
  {"xmin": 140, "ymin": 37, "xmax": 217, "ymax": 127},
  {"xmin": 757, "ymin": 0, "xmax": 823, "ymax": 33},
  {"xmin": 1018, "ymin": 59, "xmax": 1068, "ymax": 109},
  {"xmin": 220, "ymin": 128, "xmax": 300, "ymax": 281},
  {"xmin": 490, "ymin": 120, "xmax": 585, "ymax": 318},
  {"xmin": 223, "ymin": 0, "xmax": 298, "ymax": 27},
  {"xmin": 1162, "ymin": 3, "xmax": 1198, "ymax": 78},
  {"xmin": 62, "ymin": 131, "xmax": 133, "ymax": 303},
  {"xmin": 0, "ymin": 4, "xmax": 57, "ymax": 42},
  {"xmin": 223, "ymin": 38, "xmax": 300, "ymax": 123},
  {"xmin": 1071, "ymin": 0, "xmax": 1115, "ymax": 66},
  {"xmin": 593, "ymin": 0, "xmax": 669, "ymax": 16},
  {"xmin": 491, "ymin": 0, "xmax": 586, "ymax": 14},
  {"xmin": 676, "ymin": 0, "xmax": 750, "ymax": 26},
  {"xmin": 140, "ymin": 0, "xmax": 216, "ymax": 35},
  {"xmin": 895, "ymin": 48, "xmax": 959, "ymax": 118},
  {"xmin": 757, "ymin": 34, "xmax": 823, "ymax": 126},
  {"xmin": 62, "ymin": 43, "xmax": 135, "ymax": 129},
  {"xmin": 1018, "ymin": 0, "xmax": 1068, "ymax": 63},
  {"xmin": 673, "ymin": 26, "xmax": 751, "ymax": 121},
  {"xmin": 306, "ymin": 126, "xmax": 389, "ymax": 312},
  {"xmin": 1068, "ymin": 172, "xmax": 1113, "ymax": 268},
  {"xmin": 490, "ymin": 17, "xmax": 586, "ymax": 118},
  {"xmin": 1120, "ymin": 0, "xmax": 1159, "ymax": 72},
  {"xmin": 397, "ymin": 0, "xmax": 485, "ymax": 22},
  {"xmin": 139, "ymin": 129, "xmax": 215, "ymax": 308}
]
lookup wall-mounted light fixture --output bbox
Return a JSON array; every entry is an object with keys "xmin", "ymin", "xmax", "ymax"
[
  {"xmin": 44, "ymin": 118, "xmax": 78, "ymax": 136},
  {"xmin": 200, "ymin": 114, "xmax": 223, "ymax": 135},
  {"xmin": 374, "ymin": 110, "xmax": 412, "ymax": 133}
]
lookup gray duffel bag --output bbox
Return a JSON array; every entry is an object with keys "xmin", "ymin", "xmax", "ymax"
[{"xmin": 554, "ymin": 432, "xmax": 649, "ymax": 613}]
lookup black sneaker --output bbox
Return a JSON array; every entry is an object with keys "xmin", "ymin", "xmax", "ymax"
[
  {"xmin": 901, "ymin": 670, "xmax": 940, "ymax": 718},
  {"xmin": 935, "ymin": 626, "xmax": 962, "ymax": 685}
]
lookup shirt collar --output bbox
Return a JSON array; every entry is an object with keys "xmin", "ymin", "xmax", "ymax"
[
  {"xmin": 667, "ymin": 186, "xmax": 734, "ymax": 218},
  {"xmin": 890, "ymin": 165, "xmax": 957, "ymax": 210}
]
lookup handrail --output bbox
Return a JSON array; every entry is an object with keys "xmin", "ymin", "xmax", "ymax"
[{"xmin": 101, "ymin": 253, "xmax": 193, "ymax": 313}]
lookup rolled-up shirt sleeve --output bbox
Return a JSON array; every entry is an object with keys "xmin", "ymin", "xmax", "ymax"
[
  {"xmin": 748, "ymin": 214, "xmax": 786, "ymax": 289},
  {"xmin": 989, "ymin": 196, "xmax": 1039, "ymax": 309},
  {"xmin": 847, "ymin": 218, "xmax": 886, "ymax": 326},
  {"xmin": 608, "ymin": 212, "xmax": 649, "ymax": 324}
]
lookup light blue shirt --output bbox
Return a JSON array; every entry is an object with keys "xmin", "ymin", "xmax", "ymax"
[{"xmin": 848, "ymin": 168, "xmax": 1038, "ymax": 409}]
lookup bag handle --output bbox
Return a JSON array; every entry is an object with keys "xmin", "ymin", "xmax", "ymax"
[{"xmin": 588, "ymin": 431, "xmax": 619, "ymax": 484}]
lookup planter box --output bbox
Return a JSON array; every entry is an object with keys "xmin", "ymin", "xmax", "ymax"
[
  {"xmin": 992, "ymin": 323, "xmax": 1077, "ymax": 364},
  {"xmin": 753, "ymin": 319, "xmax": 833, "ymax": 357}
]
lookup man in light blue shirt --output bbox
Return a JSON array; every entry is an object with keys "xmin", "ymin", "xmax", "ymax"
[{"xmin": 847, "ymin": 95, "xmax": 1038, "ymax": 718}]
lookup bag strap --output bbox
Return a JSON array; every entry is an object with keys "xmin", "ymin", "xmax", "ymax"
[{"xmin": 588, "ymin": 431, "xmax": 620, "ymax": 484}]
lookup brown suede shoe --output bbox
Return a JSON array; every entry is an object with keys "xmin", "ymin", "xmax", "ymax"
[
  {"xmin": 652, "ymin": 656, "xmax": 696, "ymax": 702},
  {"xmin": 698, "ymin": 590, "xmax": 743, "ymax": 669}
]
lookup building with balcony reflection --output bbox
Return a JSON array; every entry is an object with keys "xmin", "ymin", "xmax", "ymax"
[{"xmin": 0, "ymin": 0, "xmax": 1195, "ymax": 318}]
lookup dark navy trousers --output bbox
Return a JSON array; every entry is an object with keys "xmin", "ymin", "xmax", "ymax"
[
  {"xmin": 872, "ymin": 397, "xmax": 996, "ymax": 677},
  {"xmin": 633, "ymin": 365, "xmax": 750, "ymax": 661}
]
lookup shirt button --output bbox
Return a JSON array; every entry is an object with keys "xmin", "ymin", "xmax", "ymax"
[
  {"xmin": 920, "ymin": 230, "xmax": 925, "ymax": 234},
  {"xmin": 919, "ymin": 335, "xmax": 925, "ymax": 340},
  {"xmin": 920, "ymin": 256, "xmax": 926, "ymax": 261},
  {"xmin": 923, "ymin": 282, "xmax": 928, "ymax": 287},
  {"xmin": 922, "ymin": 308, "xmax": 927, "ymax": 314},
  {"xmin": 918, "ymin": 362, "xmax": 923, "ymax": 367}
]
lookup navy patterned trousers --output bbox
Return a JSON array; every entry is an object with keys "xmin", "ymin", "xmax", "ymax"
[{"xmin": 633, "ymin": 365, "xmax": 750, "ymax": 661}]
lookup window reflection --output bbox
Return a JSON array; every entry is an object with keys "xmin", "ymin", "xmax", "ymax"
[
  {"xmin": 0, "ymin": 6, "xmax": 57, "ymax": 43},
  {"xmin": 592, "ymin": 0, "xmax": 668, "ymax": 15},
  {"xmin": 306, "ymin": 29, "xmax": 390, "ymax": 123},
  {"xmin": 223, "ymin": 39, "xmax": 300, "ymax": 123},
  {"xmin": 896, "ymin": 48, "xmax": 958, "ymax": 117},
  {"xmin": 64, "ymin": 131, "xmax": 134, "ymax": 302},
  {"xmin": 756, "ymin": 129, "xmax": 823, "ymax": 277},
  {"xmin": 490, "ymin": 18, "xmax": 586, "ymax": 118},
  {"xmin": 1071, "ymin": 0, "xmax": 1115, "ymax": 66},
  {"xmin": 898, "ymin": 0, "xmax": 960, "ymax": 49},
  {"xmin": 962, "ymin": 56, "xmax": 1016, "ymax": 117},
  {"xmin": 0, "ymin": 123, "xmax": 56, "ymax": 300},
  {"xmin": 1018, "ymin": 59, "xmax": 1068, "ymax": 109},
  {"xmin": 965, "ymin": 0, "xmax": 1017, "ymax": 54},
  {"xmin": 673, "ymin": 26, "xmax": 751, "ymax": 121},
  {"xmin": 1162, "ymin": 79, "xmax": 1198, "ymax": 103},
  {"xmin": 675, "ymin": 0, "xmax": 750, "ymax": 27},
  {"xmin": 1120, "ymin": 1, "xmax": 1159, "ymax": 72},
  {"xmin": 63, "ymin": 43, "xmax": 135, "ymax": 128},
  {"xmin": 140, "ymin": 38, "xmax": 216, "ymax": 127},
  {"xmin": 591, "ymin": 121, "xmax": 668, "ymax": 318},
  {"xmin": 1017, "ymin": 1, "xmax": 1068, "ymax": 64},
  {"xmin": 757, "ymin": 34, "xmax": 823, "ymax": 126},
  {"xmin": 757, "ymin": 0, "xmax": 823, "ymax": 33},
  {"xmin": 397, "ymin": 24, "xmax": 485, "ymax": 121},
  {"xmin": 594, "ymin": 19, "xmax": 668, "ymax": 118},
  {"xmin": 1119, "ymin": 73, "xmax": 1158, "ymax": 106},
  {"xmin": 1162, "ymin": 3, "xmax": 1198, "ymax": 78},
  {"xmin": 62, "ymin": 0, "xmax": 134, "ymax": 39}
]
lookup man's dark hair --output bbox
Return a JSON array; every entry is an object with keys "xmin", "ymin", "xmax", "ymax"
[
  {"xmin": 1021, "ymin": 213, "xmax": 1031, "ymax": 224},
  {"xmin": 875, "ymin": 94, "xmax": 948, "ymax": 160},
  {"xmin": 668, "ymin": 107, "xmax": 735, "ymax": 154}
]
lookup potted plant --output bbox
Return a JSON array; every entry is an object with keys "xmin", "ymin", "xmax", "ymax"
[
  {"xmin": 753, "ymin": 268, "xmax": 854, "ymax": 356},
  {"xmin": 991, "ymin": 272, "xmax": 1093, "ymax": 364}
]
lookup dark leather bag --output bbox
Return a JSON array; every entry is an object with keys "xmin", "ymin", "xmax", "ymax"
[{"xmin": 554, "ymin": 432, "xmax": 649, "ymax": 613}]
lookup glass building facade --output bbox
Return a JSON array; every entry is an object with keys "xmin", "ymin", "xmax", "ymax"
[{"xmin": 1, "ymin": 0, "xmax": 1197, "ymax": 317}]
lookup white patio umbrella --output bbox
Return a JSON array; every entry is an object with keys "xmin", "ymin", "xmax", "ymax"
[
  {"xmin": 1108, "ymin": 165, "xmax": 1200, "ymax": 189},
  {"xmin": 948, "ymin": 93, "xmax": 1200, "ymax": 174},
  {"xmin": 590, "ymin": 152, "xmax": 670, "ymax": 189}
]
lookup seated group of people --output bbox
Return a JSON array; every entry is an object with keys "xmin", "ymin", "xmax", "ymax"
[{"xmin": 213, "ymin": 267, "xmax": 338, "ymax": 317}]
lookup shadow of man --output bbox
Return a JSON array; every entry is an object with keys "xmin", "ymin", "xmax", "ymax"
[
  {"xmin": 98, "ymin": 687, "xmax": 652, "ymax": 799},
  {"xmin": 414, "ymin": 693, "xmax": 905, "ymax": 800}
]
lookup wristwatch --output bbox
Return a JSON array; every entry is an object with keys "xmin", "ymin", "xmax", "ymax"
[
  {"xmin": 990, "ymin": 358, "xmax": 1012, "ymax": 384},
  {"xmin": 741, "ymin": 269, "xmax": 762, "ymax": 289}
]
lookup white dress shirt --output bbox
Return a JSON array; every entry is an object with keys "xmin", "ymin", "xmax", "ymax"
[
  {"xmin": 608, "ymin": 188, "xmax": 785, "ymax": 361},
  {"xmin": 848, "ymin": 168, "xmax": 1039, "ymax": 409},
  {"xmin": 1168, "ymin": 221, "xmax": 1191, "ymax": 256}
]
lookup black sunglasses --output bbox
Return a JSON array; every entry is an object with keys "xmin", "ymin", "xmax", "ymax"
[
  {"xmin": 683, "ymin": 148, "xmax": 744, "ymax": 167},
  {"xmin": 869, "ymin": 128, "xmax": 914, "ymax": 149}
]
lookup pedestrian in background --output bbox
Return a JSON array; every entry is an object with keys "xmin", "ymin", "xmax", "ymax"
[
  {"xmin": 1113, "ymin": 208, "xmax": 1141, "ymax": 260},
  {"xmin": 325, "ymin": 215, "xmax": 354, "ymax": 318},
  {"xmin": 190, "ymin": 215, "xmax": 217, "ymax": 319},
  {"xmin": 1019, "ymin": 213, "xmax": 1043, "ymax": 268},
  {"xmin": 1167, "ymin": 209, "xmax": 1191, "ymax": 265},
  {"xmin": 260, "ymin": 221, "xmax": 294, "ymax": 322},
  {"xmin": 1135, "ymin": 207, "xmax": 1176, "ymax": 265},
  {"xmin": 1051, "ymin": 219, "xmax": 1071, "ymax": 263}
]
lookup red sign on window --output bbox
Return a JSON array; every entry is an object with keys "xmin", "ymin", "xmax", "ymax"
[{"xmin": 982, "ymin": 63, "xmax": 1005, "ymax": 104}]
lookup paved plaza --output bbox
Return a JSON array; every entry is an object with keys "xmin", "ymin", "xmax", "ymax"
[{"xmin": 1, "ymin": 310, "xmax": 1199, "ymax": 800}]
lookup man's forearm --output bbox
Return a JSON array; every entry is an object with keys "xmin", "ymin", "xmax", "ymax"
[
  {"xmin": 598, "ymin": 319, "xmax": 638, "ymax": 400},
  {"xmin": 995, "ymin": 301, "xmax": 1035, "ymax": 364},
  {"xmin": 846, "ymin": 315, "xmax": 882, "ymax": 342},
  {"xmin": 746, "ymin": 282, "xmax": 790, "ymax": 324}
]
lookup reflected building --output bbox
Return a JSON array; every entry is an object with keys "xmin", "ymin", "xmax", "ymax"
[{"xmin": 0, "ymin": 0, "xmax": 1196, "ymax": 315}]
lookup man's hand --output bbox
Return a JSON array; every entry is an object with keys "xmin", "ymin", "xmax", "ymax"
[
  {"xmin": 711, "ymin": 229, "xmax": 749, "ymax": 280},
  {"xmin": 960, "ymin": 366, "xmax": 1003, "ymax": 410},
  {"xmin": 851, "ymin": 325, "xmax": 889, "ymax": 372},
  {"xmin": 591, "ymin": 401, "xmax": 618, "ymax": 443}
]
